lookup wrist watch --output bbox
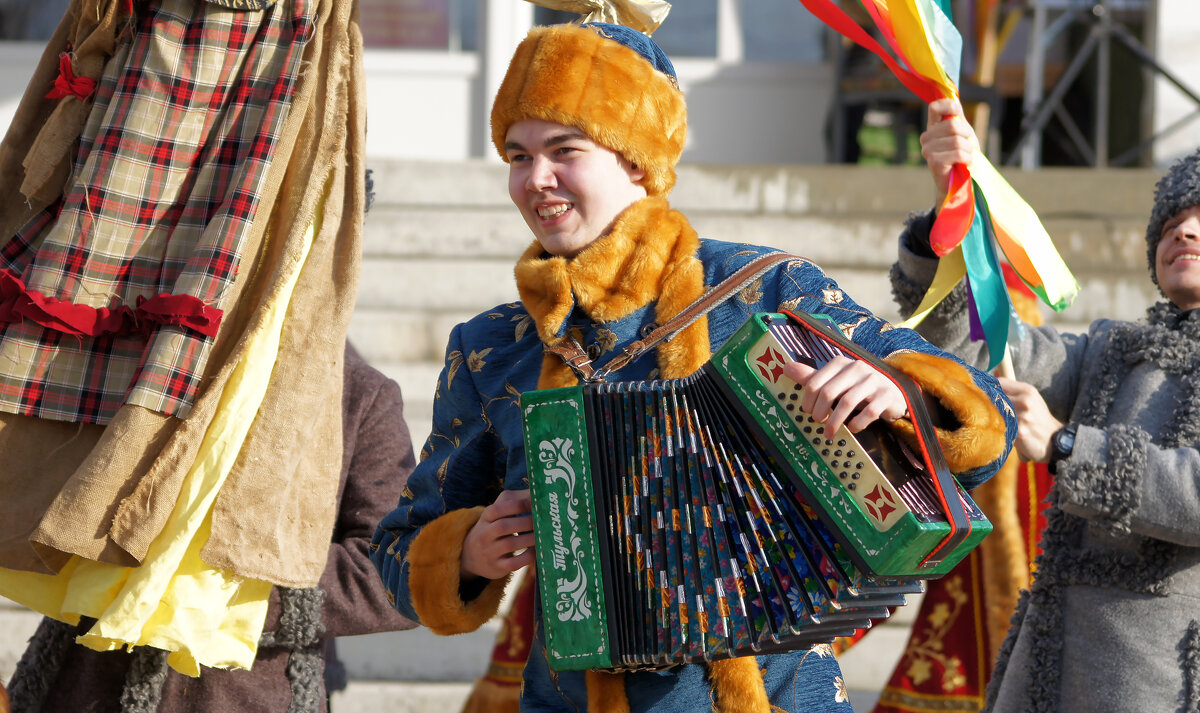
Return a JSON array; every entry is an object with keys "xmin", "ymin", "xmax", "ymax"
[{"xmin": 1048, "ymin": 424, "xmax": 1077, "ymax": 474}]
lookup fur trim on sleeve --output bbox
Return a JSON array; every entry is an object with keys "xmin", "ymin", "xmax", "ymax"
[
  {"xmin": 708, "ymin": 657, "xmax": 771, "ymax": 713},
  {"xmin": 585, "ymin": 670, "xmax": 630, "ymax": 713},
  {"xmin": 408, "ymin": 507, "xmax": 511, "ymax": 635},
  {"xmin": 1056, "ymin": 424, "xmax": 1146, "ymax": 535},
  {"xmin": 884, "ymin": 351, "xmax": 1008, "ymax": 474}
]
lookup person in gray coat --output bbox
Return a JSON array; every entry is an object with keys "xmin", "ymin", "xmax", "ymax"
[{"xmin": 892, "ymin": 96, "xmax": 1200, "ymax": 713}]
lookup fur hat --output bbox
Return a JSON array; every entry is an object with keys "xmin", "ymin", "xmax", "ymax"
[
  {"xmin": 490, "ymin": 22, "xmax": 687, "ymax": 196},
  {"xmin": 1146, "ymin": 148, "xmax": 1200, "ymax": 285}
]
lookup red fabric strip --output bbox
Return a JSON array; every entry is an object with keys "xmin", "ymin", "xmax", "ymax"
[
  {"xmin": 1002, "ymin": 261, "xmax": 1035, "ymax": 298},
  {"xmin": 931, "ymin": 163, "xmax": 974, "ymax": 256},
  {"xmin": 796, "ymin": 0, "xmax": 944, "ymax": 104},
  {"xmin": 45, "ymin": 51, "xmax": 97, "ymax": 101},
  {"xmin": 136, "ymin": 293, "xmax": 222, "ymax": 337},
  {"xmin": 0, "ymin": 269, "xmax": 222, "ymax": 338}
]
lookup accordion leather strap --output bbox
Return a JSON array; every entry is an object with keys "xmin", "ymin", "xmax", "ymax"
[
  {"xmin": 544, "ymin": 335, "xmax": 598, "ymax": 382},
  {"xmin": 545, "ymin": 252, "xmax": 801, "ymax": 383}
]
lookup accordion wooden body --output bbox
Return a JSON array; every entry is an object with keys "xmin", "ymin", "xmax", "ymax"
[{"xmin": 521, "ymin": 311, "xmax": 992, "ymax": 671}]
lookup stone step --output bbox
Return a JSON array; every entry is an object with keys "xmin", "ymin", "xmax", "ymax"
[
  {"xmin": 367, "ymin": 161, "xmax": 1158, "ymax": 220},
  {"xmin": 328, "ymin": 679, "xmax": 882, "ymax": 712},
  {"xmin": 0, "ymin": 602, "xmax": 41, "ymax": 685},
  {"xmin": 334, "ymin": 623, "xmax": 498, "ymax": 683},
  {"xmin": 363, "ymin": 200, "xmax": 1150, "ymax": 276},
  {"xmin": 329, "ymin": 681, "xmax": 473, "ymax": 713}
]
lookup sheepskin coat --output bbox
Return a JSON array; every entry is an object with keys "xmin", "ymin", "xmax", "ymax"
[
  {"xmin": 894, "ymin": 211, "xmax": 1200, "ymax": 713},
  {"xmin": 372, "ymin": 197, "xmax": 1015, "ymax": 713}
]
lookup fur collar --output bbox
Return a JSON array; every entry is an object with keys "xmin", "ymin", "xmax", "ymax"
[
  {"xmin": 1076, "ymin": 301, "xmax": 1200, "ymax": 448},
  {"xmin": 514, "ymin": 196, "xmax": 709, "ymax": 388}
]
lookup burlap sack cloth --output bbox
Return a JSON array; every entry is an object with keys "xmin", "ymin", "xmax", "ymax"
[{"xmin": 0, "ymin": 0, "xmax": 364, "ymax": 588}]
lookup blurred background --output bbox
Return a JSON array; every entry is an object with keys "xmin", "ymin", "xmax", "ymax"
[{"xmin": 0, "ymin": 0, "xmax": 1194, "ymax": 710}]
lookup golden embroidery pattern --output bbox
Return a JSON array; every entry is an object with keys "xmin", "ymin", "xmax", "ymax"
[{"xmin": 899, "ymin": 574, "xmax": 971, "ymax": 691}]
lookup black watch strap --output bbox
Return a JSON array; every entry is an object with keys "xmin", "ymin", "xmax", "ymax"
[{"xmin": 1048, "ymin": 424, "xmax": 1077, "ymax": 475}]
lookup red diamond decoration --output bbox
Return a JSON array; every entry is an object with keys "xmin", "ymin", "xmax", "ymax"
[
  {"xmin": 755, "ymin": 346, "xmax": 787, "ymax": 384},
  {"xmin": 863, "ymin": 484, "xmax": 897, "ymax": 524}
]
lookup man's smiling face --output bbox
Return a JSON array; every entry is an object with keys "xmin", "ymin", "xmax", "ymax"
[
  {"xmin": 1156, "ymin": 205, "xmax": 1200, "ymax": 311},
  {"xmin": 504, "ymin": 119, "xmax": 647, "ymax": 259}
]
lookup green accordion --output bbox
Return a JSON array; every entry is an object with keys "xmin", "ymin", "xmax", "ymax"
[{"xmin": 520, "ymin": 311, "xmax": 992, "ymax": 671}]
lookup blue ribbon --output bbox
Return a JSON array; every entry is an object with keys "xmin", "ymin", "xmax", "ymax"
[{"xmin": 961, "ymin": 180, "xmax": 1012, "ymax": 370}]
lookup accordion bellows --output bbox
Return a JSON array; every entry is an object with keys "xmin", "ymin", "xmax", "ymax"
[{"xmin": 522, "ymin": 312, "xmax": 993, "ymax": 670}]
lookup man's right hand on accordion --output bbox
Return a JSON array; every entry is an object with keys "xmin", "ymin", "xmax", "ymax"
[{"xmin": 783, "ymin": 354, "xmax": 908, "ymax": 437}]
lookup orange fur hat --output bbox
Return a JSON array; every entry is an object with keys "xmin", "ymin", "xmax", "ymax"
[{"xmin": 490, "ymin": 23, "xmax": 687, "ymax": 196}]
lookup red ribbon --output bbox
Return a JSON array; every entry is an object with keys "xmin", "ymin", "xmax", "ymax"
[
  {"xmin": 0, "ymin": 269, "xmax": 222, "ymax": 339},
  {"xmin": 931, "ymin": 163, "xmax": 975, "ymax": 256},
  {"xmin": 45, "ymin": 51, "xmax": 96, "ymax": 101},
  {"xmin": 795, "ymin": 0, "xmax": 944, "ymax": 104},
  {"xmin": 135, "ymin": 293, "xmax": 222, "ymax": 337}
]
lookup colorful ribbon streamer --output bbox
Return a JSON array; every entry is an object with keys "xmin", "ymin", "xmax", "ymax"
[{"xmin": 799, "ymin": 0, "xmax": 1078, "ymax": 368}]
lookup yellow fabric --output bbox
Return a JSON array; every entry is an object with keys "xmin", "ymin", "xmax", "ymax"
[
  {"xmin": 0, "ymin": 181, "xmax": 326, "ymax": 676},
  {"xmin": 898, "ymin": 245, "xmax": 966, "ymax": 329},
  {"xmin": 887, "ymin": 0, "xmax": 956, "ymax": 95}
]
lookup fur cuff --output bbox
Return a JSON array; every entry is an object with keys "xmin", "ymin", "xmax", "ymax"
[
  {"xmin": 884, "ymin": 351, "xmax": 1007, "ymax": 474},
  {"xmin": 1056, "ymin": 424, "xmax": 1146, "ymax": 535},
  {"xmin": 408, "ymin": 507, "xmax": 511, "ymax": 635},
  {"xmin": 586, "ymin": 670, "xmax": 630, "ymax": 713},
  {"xmin": 709, "ymin": 657, "xmax": 771, "ymax": 713}
]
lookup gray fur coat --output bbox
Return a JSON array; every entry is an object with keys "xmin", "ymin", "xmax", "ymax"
[{"xmin": 893, "ymin": 212, "xmax": 1200, "ymax": 713}]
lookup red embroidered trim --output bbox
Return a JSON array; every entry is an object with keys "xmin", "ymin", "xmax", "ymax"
[
  {"xmin": 45, "ymin": 51, "xmax": 96, "ymax": 101},
  {"xmin": 0, "ymin": 269, "xmax": 222, "ymax": 338}
]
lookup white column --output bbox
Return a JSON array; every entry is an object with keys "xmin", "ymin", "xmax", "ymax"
[
  {"xmin": 716, "ymin": 0, "xmax": 743, "ymax": 64},
  {"xmin": 479, "ymin": 0, "xmax": 534, "ymax": 159},
  {"xmin": 1151, "ymin": 0, "xmax": 1200, "ymax": 166}
]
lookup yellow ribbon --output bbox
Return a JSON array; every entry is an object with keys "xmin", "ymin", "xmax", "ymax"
[
  {"xmin": 524, "ymin": 0, "xmax": 671, "ymax": 35},
  {"xmin": 886, "ymin": 0, "xmax": 957, "ymax": 96},
  {"xmin": 899, "ymin": 246, "xmax": 967, "ymax": 329}
]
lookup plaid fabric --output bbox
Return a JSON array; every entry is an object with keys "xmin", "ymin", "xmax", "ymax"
[{"xmin": 0, "ymin": 0, "xmax": 314, "ymax": 424}]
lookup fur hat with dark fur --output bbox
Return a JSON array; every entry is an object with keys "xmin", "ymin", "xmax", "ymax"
[
  {"xmin": 490, "ymin": 22, "xmax": 687, "ymax": 196},
  {"xmin": 1146, "ymin": 148, "xmax": 1200, "ymax": 286}
]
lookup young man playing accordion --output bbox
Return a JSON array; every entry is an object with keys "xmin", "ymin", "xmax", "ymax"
[{"xmin": 372, "ymin": 20, "xmax": 1015, "ymax": 713}]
